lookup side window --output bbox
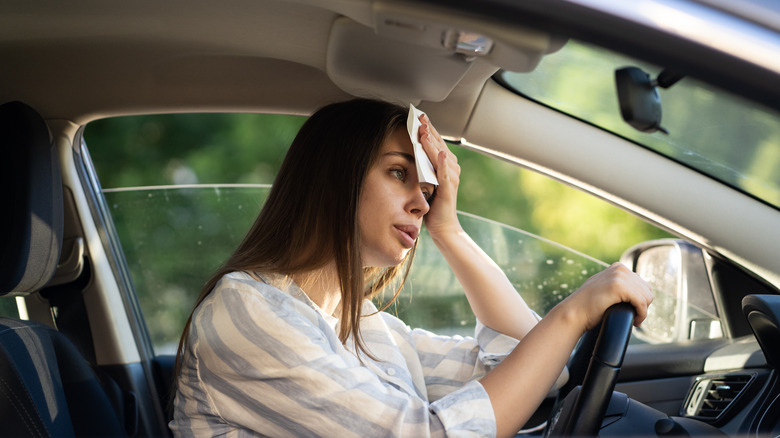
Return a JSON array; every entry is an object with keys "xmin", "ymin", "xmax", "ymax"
[
  {"xmin": 86, "ymin": 114, "xmax": 304, "ymax": 353},
  {"xmin": 103, "ymin": 186, "xmax": 269, "ymax": 351},
  {"xmin": 392, "ymin": 213, "xmax": 606, "ymax": 336},
  {"xmin": 85, "ymin": 113, "xmax": 673, "ymax": 353},
  {"xmin": 0, "ymin": 297, "xmax": 19, "ymax": 318}
]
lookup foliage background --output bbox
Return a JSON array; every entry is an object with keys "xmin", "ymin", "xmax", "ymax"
[
  {"xmin": 86, "ymin": 112, "xmax": 668, "ymax": 263},
  {"xmin": 84, "ymin": 111, "xmax": 669, "ymax": 350}
]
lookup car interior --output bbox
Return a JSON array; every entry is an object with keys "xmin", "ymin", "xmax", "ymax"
[
  {"xmin": 2, "ymin": 0, "xmax": 780, "ymax": 436},
  {"xmin": 0, "ymin": 101, "xmax": 132, "ymax": 435}
]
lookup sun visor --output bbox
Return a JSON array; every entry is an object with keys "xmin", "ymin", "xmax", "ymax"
[
  {"xmin": 371, "ymin": 2, "xmax": 567, "ymax": 73},
  {"xmin": 326, "ymin": 17, "xmax": 473, "ymax": 103}
]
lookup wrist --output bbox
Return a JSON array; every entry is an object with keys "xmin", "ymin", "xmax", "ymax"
[
  {"xmin": 427, "ymin": 223, "xmax": 465, "ymax": 246},
  {"xmin": 548, "ymin": 299, "xmax": 588, "ymax": 336}
]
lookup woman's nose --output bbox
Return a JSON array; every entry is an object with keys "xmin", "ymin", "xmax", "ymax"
[{"xmin": 409, "ymin": 186, "xmax": 430, "ymax": 216}]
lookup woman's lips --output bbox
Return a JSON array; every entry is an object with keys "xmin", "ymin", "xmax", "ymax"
[{"xmin": 395, "ymin": 225, "xmax": 419, "ymax": 248}]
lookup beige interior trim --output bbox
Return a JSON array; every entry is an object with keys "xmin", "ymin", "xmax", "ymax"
[{"xmin": 52, "ymin": 120, "xmax": 142, "ymax": 364}]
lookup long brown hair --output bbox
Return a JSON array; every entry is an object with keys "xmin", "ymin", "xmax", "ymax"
[{"xmin": 173, "ymin": 99, "xmax": 417, "ymax": 389}]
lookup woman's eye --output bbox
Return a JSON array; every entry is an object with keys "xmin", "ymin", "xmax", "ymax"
[{"xmin": 391, "ymin": 168, "xmax": 407, "ymax": 181}]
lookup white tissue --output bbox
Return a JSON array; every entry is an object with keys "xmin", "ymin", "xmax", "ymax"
[{"xmin": 406, "ymin": 104, "xmax": 439, "ymax": 186}]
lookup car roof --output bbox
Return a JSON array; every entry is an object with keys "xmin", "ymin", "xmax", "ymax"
[
  {"xmin": 0, "ymin": 3, "xmax": 764, "ymax": 110},
  {"xmin": 2, "ymin": 0, "xmax": 779, "ymax": 125},
  {"xmin": 0, "ymin": 0, "xmax": 560, "ymax": 136}
]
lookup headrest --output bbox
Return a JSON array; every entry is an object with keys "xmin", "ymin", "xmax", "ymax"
[{"xmin": 0, "ymin": 101, "xmax": 63, "ymax": 296}]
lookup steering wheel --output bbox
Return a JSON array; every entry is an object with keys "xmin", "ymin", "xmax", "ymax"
[{"xmin": 550, "ymin": 303, "xmax": 635, "ymax": 436}]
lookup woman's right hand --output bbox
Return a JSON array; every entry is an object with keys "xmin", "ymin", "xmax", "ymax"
[
  {"xmin": 556, "ymin": 262, "xmax": 654, "ymax": 333},
  {"xmin": 481, "ymin": 262, "xmax": 652, "ymax": 437}
]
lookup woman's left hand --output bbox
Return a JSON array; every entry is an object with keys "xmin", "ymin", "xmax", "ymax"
[{"xmin": 418, "ymin": 113, "xmax": 462, "ymax": 238}]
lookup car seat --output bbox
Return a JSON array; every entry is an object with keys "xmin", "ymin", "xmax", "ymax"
[{"xmin": 0, "ymin": 101, "xmax": 129, "ymax": 437}]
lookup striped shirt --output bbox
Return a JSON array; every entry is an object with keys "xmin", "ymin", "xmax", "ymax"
[{"xmin": 171, "ymin": 271, "xmax": 521, "ymax": 437}]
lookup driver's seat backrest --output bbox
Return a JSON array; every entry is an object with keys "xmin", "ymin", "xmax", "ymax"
[
  {"xmin": 0, "ymin": 318, "xmax": 129, "ymax": 437},
  {"xmin": 0, "ymin": 101, "xmax": 127, "ymax": 437},
  {"xmin": 0, "ymin": 101, "xmax": 62, "ymax": 293}
]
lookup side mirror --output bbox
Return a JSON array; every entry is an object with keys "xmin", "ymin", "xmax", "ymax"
[{"xmin": 620, "ymin": 239, "xmax": 722, "ymax": 343}]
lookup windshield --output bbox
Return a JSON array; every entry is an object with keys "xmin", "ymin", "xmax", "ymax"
[{"xmin": 498, "ymin": 39, "xmax": 780, "ymax": 210}]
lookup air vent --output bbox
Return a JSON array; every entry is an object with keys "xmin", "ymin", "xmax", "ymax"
[{"xmin": 683, "ymin": 374, "xmax": 754, "ymax": 422}]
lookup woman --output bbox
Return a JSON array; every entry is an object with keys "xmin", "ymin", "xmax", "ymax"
[{"xmin": 171, "ymin": 98, "xmax": 652, "ymax": 437}]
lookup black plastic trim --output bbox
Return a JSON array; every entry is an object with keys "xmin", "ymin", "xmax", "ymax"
[{"xmin": 620, "ymin": 338, "xmax": 728, "ymax": 382}]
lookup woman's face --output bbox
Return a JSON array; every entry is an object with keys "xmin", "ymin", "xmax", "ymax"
[{"xmin": 358, "ymin": 126, "xmax": 435, "ymax": 267}]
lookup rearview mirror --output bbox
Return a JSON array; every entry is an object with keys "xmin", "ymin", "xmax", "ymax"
[
  {"xmin": 615, "ymin": 67, "xmax": 683, "ymax": 135},
  {"xmin": 620, "ymin": 239, "xmax": 722, "ymax": 343},
  {"xmin": 616, "ymin": 67, "xmax": 664, "ymax": 133}
]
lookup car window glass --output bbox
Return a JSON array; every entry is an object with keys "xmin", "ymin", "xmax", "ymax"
[
  {"xmin": 0, "ymin": 298, "xmax": 19, "ymax": 318},
  {"xmin": 104, "ymin": 184, "xmax": 608, "ymax": 350},
  {"xmin": 387, "ymin": 212, "xmax": 607, "ymax": 337},
  {"xmin": 103, "ymin": 185, "xmax": 268, "ymax": 351},
  {"xmin": 85, "ymin": 113, "xmax": 673, "ymax": 353},
  {"xmin": 499, "ymin": 39, "xmax": 780, "ymax": 210}
]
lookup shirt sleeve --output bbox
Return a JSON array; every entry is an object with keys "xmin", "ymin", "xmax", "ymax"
[
  {"xmin": 384, "ymin": 310, "xmax": 568, "ymax": 403},
  {"xmin": 173, "ymin": 275, "xmax": 497, "ymax": 438},
  {"xmin": 380, "ymin": 313, "xmax": 520, "ymax": 402}
]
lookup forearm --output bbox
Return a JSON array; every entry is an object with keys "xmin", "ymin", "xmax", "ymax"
[
  {"xmin": 431, "ymin": 226, "xmax": 538, "ymax": 340},
  {"xmin": 478, "ymin": 263, "xmax": 654, "ymax": 436},
  {"xmin": 479, "ymin": 305, "xmax": 582, "ymax": 437}
]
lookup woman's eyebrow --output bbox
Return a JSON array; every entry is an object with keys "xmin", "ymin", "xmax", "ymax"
[{"xmin": 383, "ymin": 151, "xmax": 415, "ymax": 164}]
